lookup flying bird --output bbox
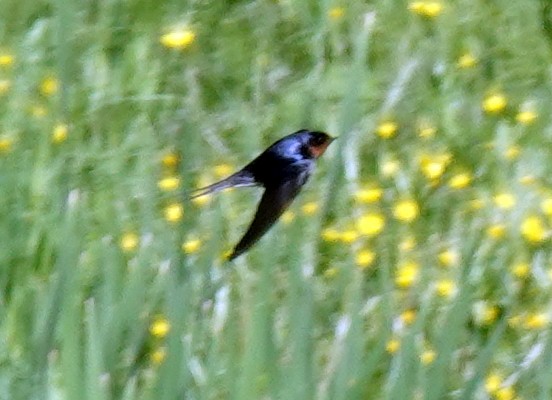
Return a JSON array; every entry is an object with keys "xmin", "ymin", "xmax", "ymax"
[{"xmin": 191, "ymin": 129, "xmax": 335, "ymax": 261}]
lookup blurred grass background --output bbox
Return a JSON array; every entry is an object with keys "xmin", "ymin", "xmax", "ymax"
[{"xmin": 2, "ymin": 0, "xmax": 552, "ymax": 399}]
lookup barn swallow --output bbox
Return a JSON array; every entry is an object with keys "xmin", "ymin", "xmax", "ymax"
[{"xmin": 191, "ymin": 129, "xmax": 335, "ymax": 261}]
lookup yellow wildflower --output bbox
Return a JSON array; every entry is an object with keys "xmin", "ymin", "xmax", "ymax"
[
  {"xmin": 301, "ymin": 201, "xmax": 319, "ymax": 215},
  {"xmin": 357, "ymin": 212, "xmax": 385, "ymax": 236},
  {"xmin": 487, "ymin": 224, "xmax": 506, "ymax": 239},
  {"xmin": 485, "ymin": 373, "xmax": 502, "ymax": 394},
  {"xmin": 164, "ymin": 203, "xmax": 184, "ymax": 223},
  {"xmin": 150, "ymin": 347, "xmax": 167, "ymax": 364},
  {"xmin": 393, "ymin": 199, "xmax": 419, "ymax": 223},
  {"xmin": 321, "ymin": 227, "xmax": 340, "ymax": 242},
  {"xmin": 448, "ymin": 172, "xmax": 472, "ymax": 189},
  {"xmin": 400, "ymin": 309, "xmax": 416, "ymax": 325},
  {"xmin": 457, "ymin": 52, "xmax": 477, "ymax": 69},
  {"xmin": 340, "ymin": 230, "xmax": 359, "ymax": 243},
  {"xmin": 40, "ymin": 76, "xmax": 59, "ymax": 96},
  {"xmin": 0, "ymin": 53, "xmax": 14, "ymax": 66},
  {"xmin": 120, "ymin": 232, "xmax": 139, "ymax": 252},
  {"xmin": 162, "ymin": 152, "xmax": 179, "ymax": 168},
  {"xmin": 495, "ymin": 387, "xmax": 516, "ymax": 400},
  {"xmin": 524, "ymin": 313, "xmax": 549, "ymax": 329},
  {"xmin": 354, "ymin": 186, "xmax": 383, "ymax": 203},
  {"xmin": 356, "ymin": 249, "xmax": 376, "ymax": 269},
  {"xmin": 420, "ymin": 349, "xmax": 436, "ymax": 365},
  {"xmin": 516, "ymin": 109, "xmax": 537, "ymax": 125},
  {"xmin": 52, "ymin": 123, "xmax": 68, "ymax": 144},
  {"xmin": 493, "ymin": 192, "xmax": 516, "ymax": 209},
  {"xmin": 511, "ymin": 262, "xmax": 529, "ymax": 279},
  {"xmin": 281, "ymin": 210, "xmax": 295, "ymax": 224},
  {"xmin": 386, "ymin": 338, "xmax": 400, "ymax": 354},
  {"xmin": 182, "ymin": 239, "xmax": 201, "ymax": 254},
  {"xmin": 395, "ymin": 261, "xmax": 419, "ymax": 288},
  {"xmin": 541, "ymin": 197, "xmax": 552, "ymax": 216},
  {"xmin": 158, "ymin": 176, "xmax": 181, "ymax": 191},
  {"xmin": 375, "ymin": 121, "xmax": 398, "ymax": 139},
  {"xmin": 191, "ymin": 194, "xmax": 210, "ymax": 207},
  {"xmin": 435, "ymin": 279, "xmax": 456, "ymax": 298},
  {"xmin": 482, "ymin": 93, "xmax": 507, "ymax": 114},
  {"xmin": 521, "ymin": 215, "xmax": 546, "ymax": 243},
  {"xmin": 0, "ymin": 137, "xmax": 14, "ymax": 153},
  {"xmin": 213, "ymin": 163, "xmax": 233, "ymax": 178},
  {"xmin": 438, "ymin": 249, "xmax": 457, "ymax": 267},
  {"xmin": 150, "ymin": 317, "xmax": 170, "ymax": 338},
  {"xmin": 381, "ymin": 158, "xmax": 400, "ymax": 177},
  {"xmin": 328, "ymin": 6, "xmax": 345, "ymax": 20},
  {"xmin": 160, "ymin": 29, "xmax": 196, "ymax": 49},
  {"xmin": 420, "ymin": 153, "xmax": 450, "ymax": 180},
  {"xmin": 408, "ymin": 1, "xmax": 443, "ymax": 18}
]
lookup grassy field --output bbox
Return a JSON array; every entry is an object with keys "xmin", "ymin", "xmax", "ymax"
[{"xmin": 2, "ymin": 0, "xmax": 552, "ymax": 399}]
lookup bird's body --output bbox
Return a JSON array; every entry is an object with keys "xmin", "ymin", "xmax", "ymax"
[{"xmin": 191, "ymin": 129, "xmax": 334, "ymax": 260}]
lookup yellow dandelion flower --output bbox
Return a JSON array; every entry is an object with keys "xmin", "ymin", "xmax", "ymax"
[
  {"xmin": 340, "ymin": 229, "xmax": 359, "ymax": 243},
  {"xmin": 438, "ymin": 249, "xmax": 457, "ymax": 267},
  {"xmin": 386, "ymin": 338, "xmax": 400, "ymax": 354},
  {"xmin": 150, "ymin": 347, "xmax": 167, "ymax": 365},
  {"xmin": 435, "ymin": 279, "xmax": 456, "ymax": 298},
  {"xmin": 541, "ymin": 197, "xmax": 552, "ymax": 216},
  {"xmin": 487, "ymin": 224, "xmax": 506, "ymax": 239},
  {"xmin": 150, "ymin": 317, "xmax": 170, "ymax": 338},
  {"xmin": 321, "ymin": 227, "xmax": 340, "ymax": 242},
  {"xmin": 0, "ymin": 137, "xmax": 14, "ymax": 153},
  {"xmin": 357, "ymin": 212, "xmax": 385, "ymax": 236},
  {"xmin": 356, "ymin": 249, "xmax": 376, "ymax": 269},
  {"xmin": 160, "ymin": 29, "xmax": 196, "ymax": 49},
  {"xmin": 0, "ymin": 53, "xmax": 14, "ymax": 66},
  {"xmin": 521, "ymin": 215, "xmax": 546, "ymax": 244},
  {"xmin": 281, "ymin": 210, "xmax": 295, "ymax": 224},
  {"xmin": 485, "ymin": 373, "xmax": 502, "ymax": 394},
  {"xmin": 457, "ymin": 52, "xmax": 477, "ymax": 69},
  {"xmin": 40, "ymin": 76, "xmax": 58, "ymax": 96},
  {"xmin": 495, "ymin": 387, "xmax": 515, "ymax": 400},
  {"xmin": 52, "ymin": 123, "xmax": 68, "ymax": 144},
  {"xmin": 213, "ymin": 163, "xmax": 233, "ymax": 178},
  {"xmin": 409, "ymin": 1, "xmax": 443, "ymax": 17},
  {"xmin": 516, "ymin": 109, "xmax": 537, "ymax": 125},
  {"xmin": 375, "ymin": 121, "xmax": 398, "ymax": 139},
  {"xmin": 395, "ymin": 261, "xmax": 419, "ymax": 288},
  {"xmin": 0, "ymin": 79, "xmax": 10, "ymax": 95},
  {"xmin": 448, "ymin": 172, "xmax": 472, "ymax": 189},
  {"xmin": 482, "ymin": 305, "xmax": 499, "ymax": 325},
  {"xmin": 120, "ymin": 232, "xmax": 139, "ymax": 252},
  {"xmin": 182, "ymin": 239, "xmax": 201, "ymax": 254},
  {"xmin": 420, "ymin": 153, "xmax": 451, "ymax": 180},
  {"xmin": 162, "ymin": 152, "xmax": 179, "ymax": 168},
  {"xmin": 354, "ymin": 186, "xmax": 383, "ymax": 203},
  {"xmin": 158, "ymin": 176, "xmax": 181, "ymax": 191},
  {"xmin": 328, "ymin": 6, "xmax": 345, "ymax": 20},
  {"xmin": 164, "ymin": 203, "xmax": 184, "ymax": 223},
  {"xmin": 493, "ymin": 192, "xmax": 516, "ymax": 209},
  {"xmin": 381, "ymin": 158, "xmax": 400, "ymax": 177},
  {"xmin": 511, "ymin": 262, "xmax": 529, "ymax": 279},
  {"xmin": 420, "ymin": 349, "xmax": 436, "ymax": 365},
  {"xmin": 524, "ymin": 313, "xmax": 549, "ymax": 329},
  {"xmin": 400, "ymin": 309, "xmax": 416, "ymax": 325},
  {"xmin": 482, "ymin": 93, "xmax": 507, "ymax": 114},
  {"xmin": 393, "ymin": 199, "xmax": 419, "ymax": 223},
  {"xmin": 301, "ymin": 201, "xmax": 319, "ymax": 215}
]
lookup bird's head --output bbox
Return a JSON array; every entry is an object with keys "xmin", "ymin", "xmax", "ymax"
[{"xmin": 304, "ymin": 130, "xmax": 335, "ymax": 159}]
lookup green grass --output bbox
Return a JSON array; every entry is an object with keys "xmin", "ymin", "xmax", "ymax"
[{"xmin": 2, "ymin": 0, "xmax": 552, "ymax": 399}]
